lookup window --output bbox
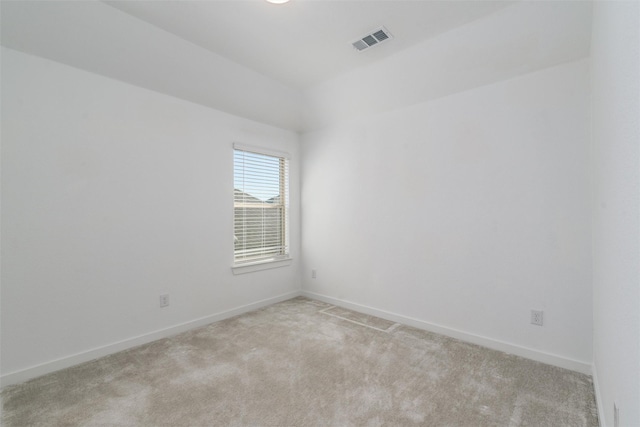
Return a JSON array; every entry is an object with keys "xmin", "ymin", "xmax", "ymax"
[{"xmin": 233, "ymin": 144, "xmax": 290, "ymax": 267}]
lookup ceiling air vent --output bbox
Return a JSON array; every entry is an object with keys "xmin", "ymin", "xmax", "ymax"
[{"xmin": 351, "ymin": 27, "xmax": 393, "ymax": 52}]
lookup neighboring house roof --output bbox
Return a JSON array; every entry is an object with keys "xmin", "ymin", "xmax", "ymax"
[
  {"xmin": 266, "ymin": 195, "xmax": 280, "ymax": 204},
  {"xmin": 234, "ymin": 188, "xmax": 263, "ymax": 204}
]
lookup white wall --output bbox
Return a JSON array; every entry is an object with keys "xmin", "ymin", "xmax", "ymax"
[
  {"xmin": 0, "ymin": 48, "xmax": 301, "ymax": 384},
  {"xmin": 301, "ymin": 57, "xmax": 593, "ymax": 371},
  {"xmin": 591, "ymin": 2, "xmax": 640, "ymax": 426},
  {"xmin": 1, "ymin": 1, "xmax": 304, "ymax": 131}
]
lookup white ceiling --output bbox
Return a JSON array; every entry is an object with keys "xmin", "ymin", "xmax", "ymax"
[
  {"xmin": 103, "ymin": 0, "xmax": 514, "ymax": 89},
  {"xmin": 1, "ymin": 0, "xmax": 592, "ymax": 130}
]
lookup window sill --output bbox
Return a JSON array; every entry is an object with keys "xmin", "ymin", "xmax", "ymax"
[{"xmin": 232, "ymin": 258, "xmax": 292, "ymax": 275}]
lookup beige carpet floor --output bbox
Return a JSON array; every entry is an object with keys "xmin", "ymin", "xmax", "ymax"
[{"xmin": 2, "ymin": 297, "xmax": 598, "ymax": 426}]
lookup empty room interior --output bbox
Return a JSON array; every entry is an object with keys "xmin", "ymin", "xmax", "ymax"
[{"xmin": 1, "ymin": 0, "xmax": 638, "ymax": 426}]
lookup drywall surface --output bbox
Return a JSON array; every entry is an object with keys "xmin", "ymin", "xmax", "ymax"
[
  {"xmin": 591, "ymin": 2, "xmax": 640, "ymax": 426},
  {"xmin": 302, "ymin": 58, "xmax": 592, "ymax": 367},
  {"xmin": 0, "ymin": 48, "xmax": 300, "ymax": 382},
  {"xmin": 0, "ymin": 1, "xmax": 304, "ymax": 131},
  {"xmin": 303, "ymin": 1, "xmax": 591, "ymax": 131}
]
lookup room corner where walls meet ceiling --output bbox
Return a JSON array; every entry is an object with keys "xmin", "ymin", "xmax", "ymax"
[{"xmin": 0, "ymin": 0, "xmax": 554, "ymax": 132}]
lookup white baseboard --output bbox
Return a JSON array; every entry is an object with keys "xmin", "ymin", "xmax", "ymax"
[
  {"xmin": 302, "ymin": 290, "xmax": 592, "ymax": 375},
  {"xmin": 1, "ymin": 291, "xmax": 301, "ymax": 388},
  {"xmin": 3, "ymin": 290, "xmax": 592, "ymax": 388},
  {"xmin": 592, "ymin": 362, "xmax": 607, "ymax": 427}
]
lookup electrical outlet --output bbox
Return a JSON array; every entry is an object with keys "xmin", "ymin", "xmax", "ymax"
[
  {"xmin": 531, "ymin": 309, "xmax": 544, "ymax": 326},
  {"xmin": 311, "ymin": 269, "xmax": 317, "ymax": 279},
  {"xmin": 159, "ymin": 294, "xmax": 170, "ymax": 308},
  {"xmin": 614, "ymin": 403, "xmax": 619, "ymax": 427}
]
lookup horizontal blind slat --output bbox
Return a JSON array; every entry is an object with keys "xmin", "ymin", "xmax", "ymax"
[{"xmin": 234, "ymin": 147, "xmax": 289, "ymax": 263}]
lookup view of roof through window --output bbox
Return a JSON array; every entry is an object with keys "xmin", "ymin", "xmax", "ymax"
[{"xmin": 233, "ymin": 150, "xmax": 281, "ymax": 202}]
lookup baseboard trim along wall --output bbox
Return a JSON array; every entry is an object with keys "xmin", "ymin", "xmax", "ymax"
[
  {"xmin": 0, "ymin": 291, "xmax": 301, "ymax": 388},
  {"xmin": 302, "ymin": 290, "xmax": 592, "ymax": 375},
  {"xmin": 2, "ymin": 289, "xmax": 593, "ymax": 388}
]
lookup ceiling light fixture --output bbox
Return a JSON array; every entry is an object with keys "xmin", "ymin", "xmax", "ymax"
[{"xmin": 265, "ymin": 0, "xmax": 290, "ymax": 4}]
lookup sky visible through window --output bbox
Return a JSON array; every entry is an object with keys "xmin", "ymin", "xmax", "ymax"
[{"xmin": 234, "ymin": 150, "xmax": 281, "ymax": 202}]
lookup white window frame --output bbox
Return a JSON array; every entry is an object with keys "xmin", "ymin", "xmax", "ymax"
[{"xmin": 232, "ymin": 143, "xmax": 291, "ymax": 274}]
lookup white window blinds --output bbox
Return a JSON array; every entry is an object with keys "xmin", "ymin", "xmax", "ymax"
[{"xmin": 233, "ymin": 146, "xmax": 289, "ymax": 264}]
